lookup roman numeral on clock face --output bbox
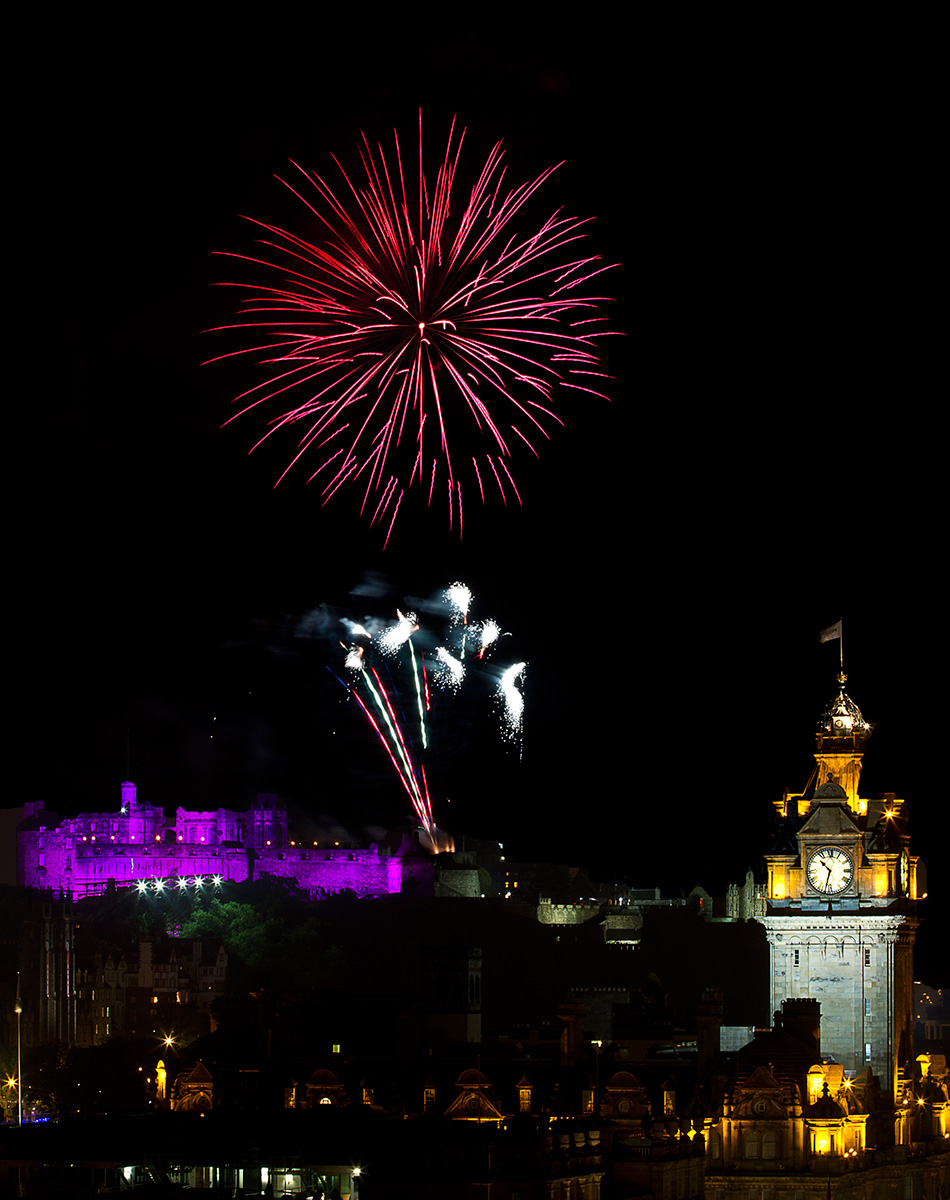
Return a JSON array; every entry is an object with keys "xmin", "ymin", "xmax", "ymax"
[{"xmin": 806, "ymin": 846, "xmax": 854, "ymax": 894}]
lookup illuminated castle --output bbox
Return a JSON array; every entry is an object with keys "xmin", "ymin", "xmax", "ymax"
[{"xmin": 17, "ymin": 781, "xmax": 405, "ymax": 899}]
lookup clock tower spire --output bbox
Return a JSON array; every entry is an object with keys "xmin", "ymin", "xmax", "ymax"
[
  {"xmin": 759, "ymin": 673, "xmax": 919, "ymax": 1100},
  {"xmin": 812, "ymin": 671, "xmax": 871, "ymax": 815}
]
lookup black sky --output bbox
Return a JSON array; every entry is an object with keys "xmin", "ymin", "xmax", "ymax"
[{"xmin": 31, "ymin": 20, "xmax": 945, "ymax": 976}]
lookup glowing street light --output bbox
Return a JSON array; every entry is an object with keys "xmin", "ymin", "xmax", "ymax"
[{"xmin": 14, "ymin": 973, "xmax": 22, "ymax": 1126}]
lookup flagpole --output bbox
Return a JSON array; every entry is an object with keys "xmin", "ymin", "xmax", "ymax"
[{"xmin": 819, "ymin": 621, "xmax": 845, "ymax": 677}]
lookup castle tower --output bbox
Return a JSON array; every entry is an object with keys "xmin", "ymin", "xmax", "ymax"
[{"xmin": 759, "ymin": 676, "xmax": 919, "ymax": 1099}]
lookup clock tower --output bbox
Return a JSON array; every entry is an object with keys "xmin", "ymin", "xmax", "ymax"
[{"xmin": 759, "ymin": 673, "xmax": 919, "ymax": 1099}]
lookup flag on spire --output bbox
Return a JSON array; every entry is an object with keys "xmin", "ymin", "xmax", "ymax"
[{"xmin": 820, "ymin": 620, "xmax": 842, "ymax": 644}]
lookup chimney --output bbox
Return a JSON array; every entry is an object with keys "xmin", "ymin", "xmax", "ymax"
[
  {"xmin": 697, "ymin": 987, "xmax": 724, "ymax": 1075},
  {"xmin": 781, "ymin": 998, "xmax": 821, "ymax": 1055}
]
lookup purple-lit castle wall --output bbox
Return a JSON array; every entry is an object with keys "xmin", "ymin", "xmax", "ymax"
[{"xmin": 18, "ymin": 782, "xmax": 404, "ymax": 900}]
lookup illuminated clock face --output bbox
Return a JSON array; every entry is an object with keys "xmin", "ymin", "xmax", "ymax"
[{"xmin": 806, "ymin": 846, "xmax": 854, "ymax": 895}]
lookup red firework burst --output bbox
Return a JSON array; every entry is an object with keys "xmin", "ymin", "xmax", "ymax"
[{"xmin": 209, "ymin": 113, "xmax": 616, "ymax": 542}]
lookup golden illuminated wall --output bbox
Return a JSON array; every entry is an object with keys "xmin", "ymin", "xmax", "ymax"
[{"xmin": 813, "ymin": 748, "xmax": 865, "ymax": 813}]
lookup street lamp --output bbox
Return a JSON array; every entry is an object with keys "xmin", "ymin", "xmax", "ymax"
[
  {"xmin": 14, "ymin": 971, "xmax": 22, "ymax": 1126},
  {"xmin": 591, "ymin": 1040, "xmax": 603, "ymax": 1116}
]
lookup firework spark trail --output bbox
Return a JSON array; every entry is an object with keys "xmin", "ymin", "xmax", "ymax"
[
  {"xmin": 408, "ymin": 638, "xmax": 428, "ymax": 750},
  {"xmin": 369, "ymin": 667, "xmax": 430, "ymax": 819},
  {"xmin": 434, "ymin": 646, "xmax": 464, "ymax": 691},
  {"xmin": 350, "ymin": 688, "xmax": 433, "ymax": 836},
  {"xmin": 338, "ymin": 583, "xmax": 525, "ymax": 848},
  {"xmin": 477, "ymin": 619, "xmax": 501, "ymax": 659},
  {"xmin": 209, "ymin": 114, "xmax": 617, "ymax": 538},
  {"xmin": 498, "ymin": 662, "xmax": 527, "ymax": 745},
  {"xmin": 378, "ymin": 609, "xmax": 418, "ymax": 655},
  {"xmin": 446, "ymin": 582, "xmax": 472, "ymax": 625},
  {"xmin": 342, "ymin": 648, "xmax": 434, "ymax": 837}
]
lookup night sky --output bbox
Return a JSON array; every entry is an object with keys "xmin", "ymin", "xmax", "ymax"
[{"xmin": 29, "ymin": 21, "xmax": 945, "ymax": 978}]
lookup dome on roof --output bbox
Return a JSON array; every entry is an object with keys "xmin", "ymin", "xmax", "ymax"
[
  {"xmin": 456, "ymin": 1068, "xmax": 490, "ymax": 1088},
  {"xmin": 307, "ymin": 1068, "xmax": 341, "ymax": 1087},
  {"xmin": 818, "ymin": 682, "xmax": 870, "ymax": 736},
  {"xmin": 606, "ymin": 1071, "xmax": 643, "ymax": 1089},
  {"xmin": 814, "ymin": 781, "xmax": 848, "ymax": 800},
  {"xmin": 809, "ymin": 1081, "xmax": 845, "ymax": 1119}
]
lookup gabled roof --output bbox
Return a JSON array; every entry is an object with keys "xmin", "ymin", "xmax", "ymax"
[
  {"xmin": 799, "ymin": 792, "xmax": 860, "ymax": 836},
  {"xmin": 182, "ymin": 1060, "xmax": 213, "ymax": 1084},
  {"xmin": 742, "ymin": 1064, "xmax": 782, "ymax": 1092}
]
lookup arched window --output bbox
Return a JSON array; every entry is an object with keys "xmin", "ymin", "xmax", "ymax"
[
  {"xmin": 763, "ymin": 1131, "xmax": 778, "ymax": 1159},
  {"xmin": 744, "ymin": 1130, "xmax": 761, "ymax": 1158}
]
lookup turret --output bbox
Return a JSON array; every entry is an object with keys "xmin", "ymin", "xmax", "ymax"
[{"xmin": 812, "ymin": 671, "xmax": 871, "ymax": 814}]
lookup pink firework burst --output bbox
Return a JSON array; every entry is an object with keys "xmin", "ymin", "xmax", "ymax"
[{"xmin": 209, "ymin": 112, "xmax": 616, "ymax": 542}]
